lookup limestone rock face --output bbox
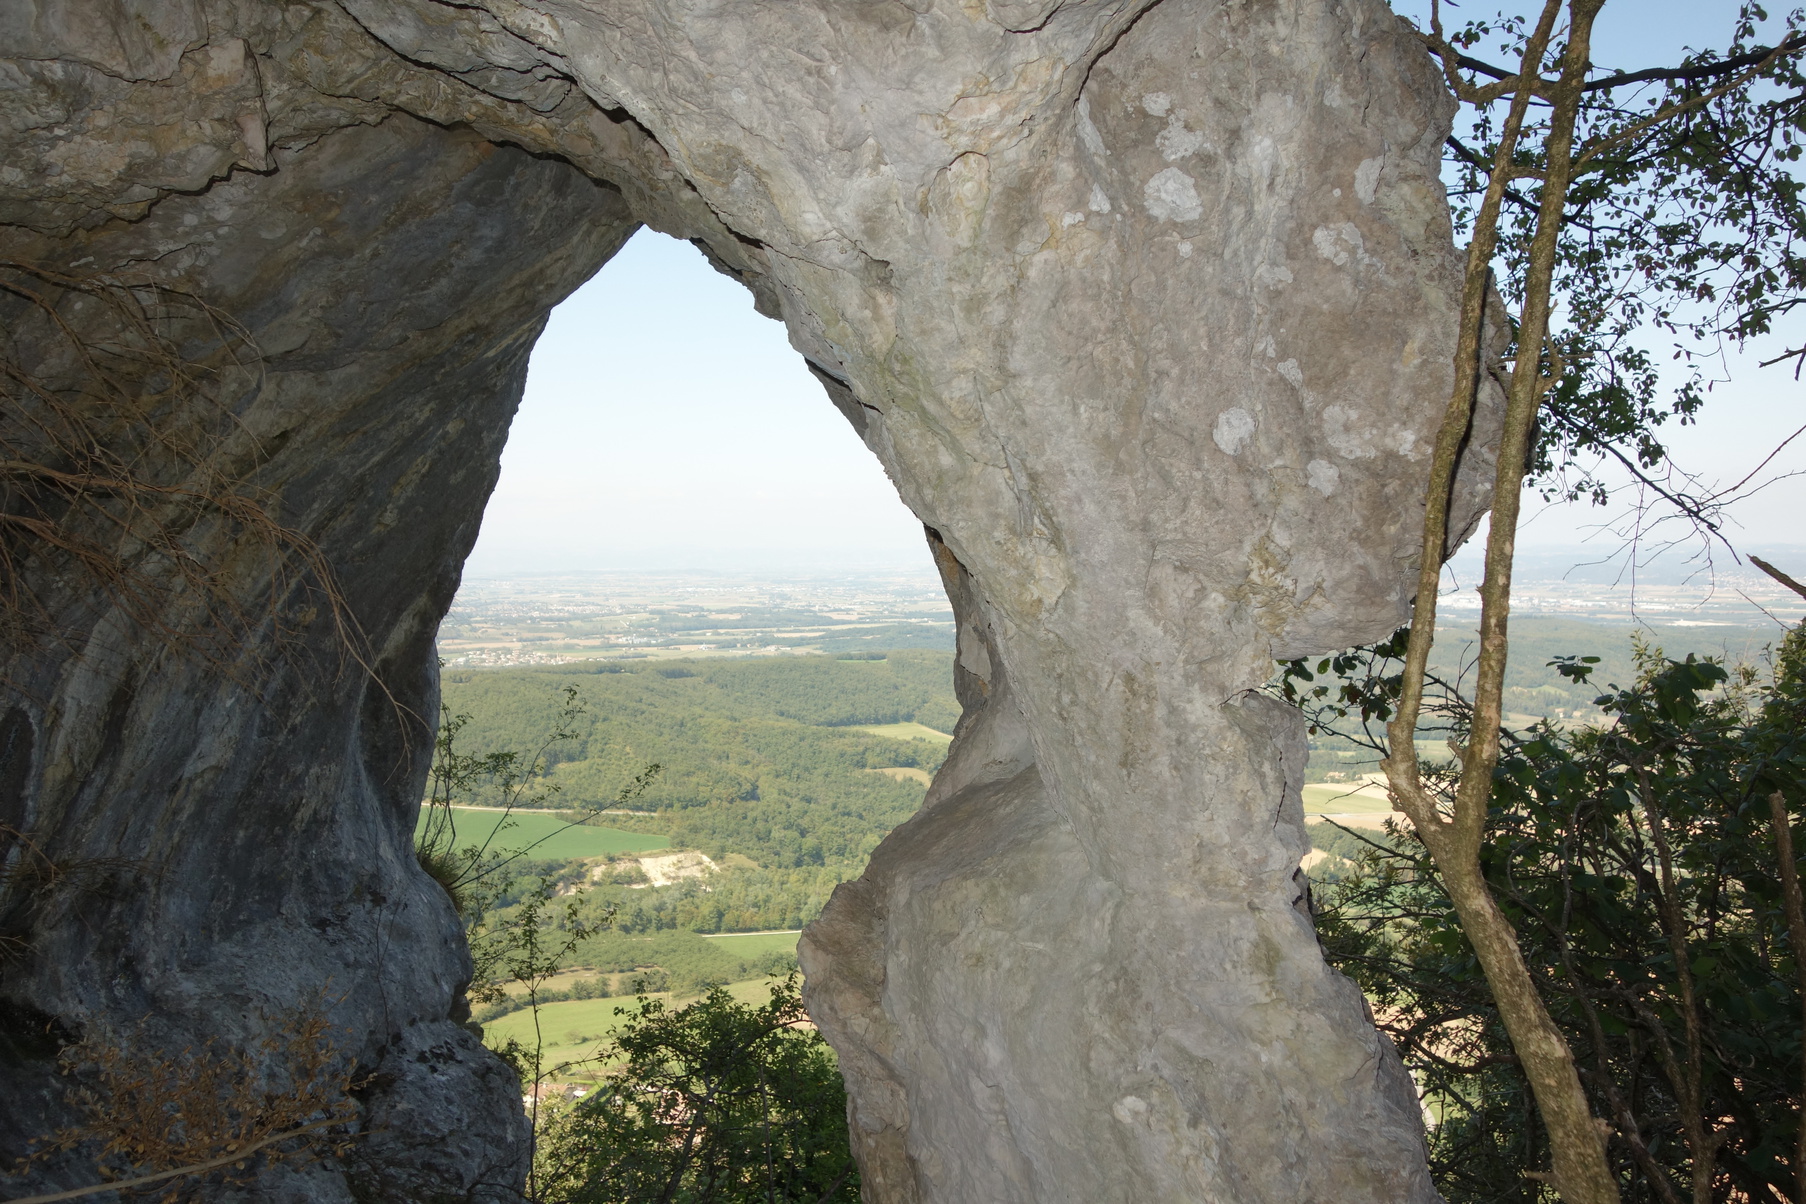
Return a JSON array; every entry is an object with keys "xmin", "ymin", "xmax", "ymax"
[{"xmin": 1, "ymin": 1, "xmax": 1491, "ymax": 1200}]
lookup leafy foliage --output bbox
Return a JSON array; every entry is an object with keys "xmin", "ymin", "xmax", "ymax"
[
  {"xmin": 416, "ymin": 683, "xmax": 661, "ymax": 920},
  {"xmin": 1309, "ymin": 629, "xmax": 1806, "ymax": 1201},
  {"xmin": 534, "ymin": 977, "xmax": 859, "ymax": 1204},
  {"xmin": 1433, "ymin": 3, "xmax": 1806, "ymax": 520},
  {"xmin": 594, "ymin": 865, "xmax": 849, "ymax": 937}
]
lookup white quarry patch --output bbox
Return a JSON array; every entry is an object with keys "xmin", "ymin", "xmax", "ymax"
[
  {"xmin": 1177, "ymin": 240, "xmax": 1193, "ymax": 258},
  {"xmin": 1213, "ymin": 406, "xmax": 1257, "ymax": 455},
  {"xmin": 1277, "ymin": 358, "xmax": 1304, "ymax": 389},
  {"xmin": 1355, "ymin": 155, "xmax": 1385, "ymax": 203},
  {"xmin": 1088, "ymin": 182, "xmax": 1113, "ymax": 213},
  {"xmin": 1307, "ymin": 458, "xmax": 1341, "ymax": 496},
  {"xmin": 1063, "ymin": 210, "xmax": 1085, "ymax": 227},
  {"xmin": 1141, "ymin": 91, "xmax": 1171, "ymax": 116},
  {"xmin": 1143, "ymin": 166, "xmax": 1202, "ymax": 222},
  {"xmin": 634, "ymin": 850, "xmax": 718, "ymax": 887}
]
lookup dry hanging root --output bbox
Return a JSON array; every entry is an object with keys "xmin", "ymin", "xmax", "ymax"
[
  {"xmin": 10, "ymin": 1003, "xmax": 367, "ymax": 1203},
  {"xmin": 0, "ymin": 260, "xmax": 368, "ymax": 684}
]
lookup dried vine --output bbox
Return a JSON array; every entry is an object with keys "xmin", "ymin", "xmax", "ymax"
[{"xmin": 0, "ymin": 260, "xmax": 367, "ymax": 682}]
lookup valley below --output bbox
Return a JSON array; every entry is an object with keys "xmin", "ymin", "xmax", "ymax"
[{"xmin": 431, "ymin": 568, "xmax": 1799, "ymax": 1080}]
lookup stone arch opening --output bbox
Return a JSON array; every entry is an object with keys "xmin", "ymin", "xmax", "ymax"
[
  {"xmin": 0, "ymin": 2, "xmax": 1502, "ymax": 1200},
  {"xmin": 462, "ymin": 227, "xmax": 929, "ymax": 578}
]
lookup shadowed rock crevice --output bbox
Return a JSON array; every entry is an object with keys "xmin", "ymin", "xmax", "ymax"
[{"xmin": 1, "ymin": 1, "xmax": 1498, "ymax": 1199}]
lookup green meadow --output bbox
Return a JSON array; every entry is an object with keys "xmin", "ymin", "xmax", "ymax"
[
  {"xmin": 484, "ymin": 977, "xmax": 792, "ymax": 1080},
  {"xmin": 699, "ymin": 930, "xmax": 802, "ymax": 958},
  {"xmin": 1299, "ymin": 784, "xmax": 1394, "ymax": 815},
  {"xmin": 415, "ymin": 805, "xmax": 670, "ymax": 860}
]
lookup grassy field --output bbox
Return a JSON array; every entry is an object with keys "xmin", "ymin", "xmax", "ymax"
[
  {"xmin": 485, "ymin": 977, "xmax": 791, "ymax": 1080},
  {"xmin": 415, "ymin": 806, "xmax": 670, "ymax": 860},
  {"xmin": 700, "ymin": 931, "xmax": 801, "ymax": 958},
  {"xmin": 846, "ymin": 721, "xmax": 952, "ymax": 746},
  {"xmin": 1300, "ymin": 784, "xmax": 1394, "ymax": 814}
]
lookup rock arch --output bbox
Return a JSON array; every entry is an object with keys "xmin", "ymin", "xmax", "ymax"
[{"xmin": 0, "ymin": 1, "xmax": 1493, "ymax": 1198}]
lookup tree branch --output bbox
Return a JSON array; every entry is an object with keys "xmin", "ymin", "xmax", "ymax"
[
  {"xmin": 1751, "ymin": 555, "xmax": 1806, "ymax": 602},
  {"xmin": 1545, "ymin": 412, "xmax": 1731, "ymax": 546},
  {"xmin": 1765, "ymin": 790, "xmax": 1806, "ymax": 1204},
  {"xmin": 1414, "ymin": 31, "xmax": 1806, "ymax": 97},
  {"xmin": 1582, "ymin": 34, "xmax": 1806, "ymax": 94},
  {"xmin": 1574, "ymin": 41, "xmax": 1803, "ymax": 173}
]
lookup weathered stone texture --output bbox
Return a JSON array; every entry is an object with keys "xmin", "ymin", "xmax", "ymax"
[
  {"xmin": 1, "ymin": 101, "xmax": 635, "ymax": 1201},
  {"xmin": 1, "ymin": 1, "xmax": 1495, "ymax": 1199}
]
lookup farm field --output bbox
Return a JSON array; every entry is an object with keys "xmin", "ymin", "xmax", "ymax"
[
  {"xmin": 701, "ymin": 930, "xmax": 802, "ymax": 958},
  {"xmin": 415, "ymin": 805, "xmax": 670, "ymax": 860},
  {"xmin": 867, "ymin": 766, "xmax": 933, "ymax": 785},
  {"xmin": 1300, "ymin": 783, "xmax": 1393, "ymax": 815},
  {"xmin": 846, "ymin": 721, "xmax": 951, "ymax": 745},
  {"xmin": 485, "ymin": 976, "xmax": 793, "ymax": 1080}
]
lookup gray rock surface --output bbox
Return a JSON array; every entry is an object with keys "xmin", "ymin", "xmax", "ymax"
[{"xmin": 1, "ymin": 1, "xmax": 1495, "ymax": 1199}]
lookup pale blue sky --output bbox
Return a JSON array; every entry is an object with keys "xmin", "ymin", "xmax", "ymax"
[
  {"xmin": 464, "ymin": 231, "xmax": 927, "ymax": 573},
  {"xmin": 465, "ymin": 1, "xmax": 1801, "ymax": 576}
]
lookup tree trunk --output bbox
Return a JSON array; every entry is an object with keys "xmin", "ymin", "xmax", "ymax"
[{"xmin": 1385, "ymin": 4, "xmax": 1622, "ymax": 1201}]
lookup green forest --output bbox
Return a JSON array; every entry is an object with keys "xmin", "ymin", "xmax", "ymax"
[
  {"xmin": 436, "ymin": 650, "xmax": 959, "ymax": 934},
  {"xmin": 440, "ymin": 623, "xmax": 1785, "ymax": 930}
]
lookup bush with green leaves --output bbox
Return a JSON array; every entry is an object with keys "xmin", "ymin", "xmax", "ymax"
[
  {"xmin": 534, "ymin": 976, "xmax": 859, "ymax": 1204},
  {"xmin": 1310, "ymin": 627, "xmax": 1806, "ymax": 1202}
]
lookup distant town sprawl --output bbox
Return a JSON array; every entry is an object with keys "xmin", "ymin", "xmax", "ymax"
[{"xmin": 437, "ymin": 568, "xmax": 957, "ymax": 667}]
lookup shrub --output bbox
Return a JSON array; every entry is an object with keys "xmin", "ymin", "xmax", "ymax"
[{"xmin": 534, "ymin": 977, "xmax": 858, "ymax": 1204}]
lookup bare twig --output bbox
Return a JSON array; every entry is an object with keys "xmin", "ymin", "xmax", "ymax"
[{"xmin": 0, "ymin": 260, "xmax": 373, "ymax": 687}]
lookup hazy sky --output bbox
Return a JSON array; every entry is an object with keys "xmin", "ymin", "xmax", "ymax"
[
  {"xmin": 464, "ymin": 231, "xmax": 928, "ymax": 573},
  {"xmin": 464, "ymin": 1, "xmax": 1802, "ymax": 577}
]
